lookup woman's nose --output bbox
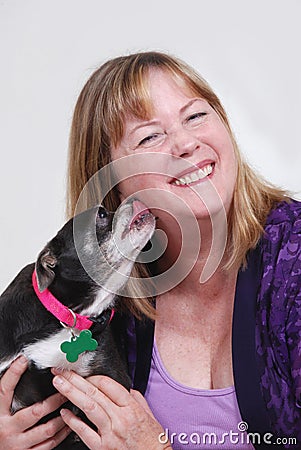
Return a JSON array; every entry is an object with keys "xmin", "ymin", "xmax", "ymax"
[{"xmin": 169, "ymin": 128, "xmax": 200, "ymax": 157}]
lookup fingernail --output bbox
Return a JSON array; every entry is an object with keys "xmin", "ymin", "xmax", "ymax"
[
  {"xmin": 60, "ymin": 408, "xmax": 67, "ymax": 417},
  {"xmin": 53, "ymin": 376, "xmax": 64, "ymax": 386},
  {"xmin": 18, "ymin": 355, "xmax": 28, "ymax": 365}
]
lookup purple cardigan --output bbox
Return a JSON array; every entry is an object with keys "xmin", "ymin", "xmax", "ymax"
[
  {"xmin": 256, "ymin": 199, "xmax": 301, "ymax": 441},
  {"xmin": 119, "ymin": 199, "xmax": 301, "ymax": 447}
]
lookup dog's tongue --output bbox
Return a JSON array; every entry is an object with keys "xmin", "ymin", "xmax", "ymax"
[{"xmin": 130, "ymin": 200, "xmax": 150, "ymax": 228}]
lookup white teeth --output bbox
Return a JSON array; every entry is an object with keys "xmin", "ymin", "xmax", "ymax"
[
  {"xmin": 190, "ymin": 172, "xmax": 199, "ymax": 182},
  {"xmin": 173, "ymin": 164, "xmax": 213, "ymax": 186},
  {"xmin": 203, "ymin": 164, "xmax": 213, "ymax": 176},
  {"xmin": 198, "ymin": 168, "xmax": 207, "ymax": 179},
  {"xmin": 208, "ymin": 165, "xmax": 213, "ymax": 175}
]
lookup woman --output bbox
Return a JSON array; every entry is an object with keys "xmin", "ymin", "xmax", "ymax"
[{"xmin": 0, "ymin": 52, "xmax": 300, "ymax": 449}]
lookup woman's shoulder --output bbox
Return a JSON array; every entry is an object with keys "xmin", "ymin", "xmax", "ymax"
[
  {"xmin": 262, "ymin": 198, "xmax": 301, "ymax": 250},
  {"xmin": 257, "ymin": 200, "xmax": 301, "ymax": 440},
  {"xmin": 265, "ymin": 198, "xmax": 301, "ymax": 229},
  {"xmin": 260, "ymin": 198, "xmax": 301, "ymax": 290}
]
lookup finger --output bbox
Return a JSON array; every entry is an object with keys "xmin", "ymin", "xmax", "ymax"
[
  {"xmin": 88, "ymin": 375, "xmax": 132, "ymax": 407},
  {"xmin": 15, "ymin": 392, "xmax": 67, "ymax": 432},
  {"xmin": 30, "ymin": 425, "xmax": 71, "ymax": 450},
  {"xmin": 0, "ymin": 356, "xmax": 28, "ymax": 414},
  {"xmin": 52, "ymin": 369, "xmax": 131, "ymax": 408},
  {"xmin": 52, "ymin": 374, "xmax": 112, "ymax": 434},
  {"xmin": 53, "ymin": 371, "xmax": 119, "ymax": 416},
  {"xmin": 14, "ymin": 415, "xmax": 65, "ymax": 449},
  {"xmin": 53, "ymin": 372, "xmax": 132, "ymax": 424},
  {"xmin": 60, "ymin": 408, "xmax": 102, "ymax": 449},
  {"xmin": 130, "ymin": 389, "xmax": 156, "ymax": 418}
]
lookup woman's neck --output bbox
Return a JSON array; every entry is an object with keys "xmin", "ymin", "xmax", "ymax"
[
  {"xmin": 155, "ymin": 266, "xmax": 238, "ymax": 343},
  {"xmin": 155, "ymin": 211, "xmax": 230, "ymax": 286}
]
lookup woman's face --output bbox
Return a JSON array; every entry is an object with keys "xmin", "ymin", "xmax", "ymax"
[{"xmin": 111, "ymin": 69, "xmax": 237, "ymax": 221}]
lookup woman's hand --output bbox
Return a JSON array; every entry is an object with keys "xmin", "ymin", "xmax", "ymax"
[
  {"xmin": 0, "ymin": 356, "xmax": 71, "ymax": 449},
  {"xmin": 52, "ymin": 369, "xmax": 172, "ymax": 449}
]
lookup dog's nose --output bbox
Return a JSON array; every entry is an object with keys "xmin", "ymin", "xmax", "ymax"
[
  {"xmin": 130, "ymin": 200, "xmax": 151, "ymax": 229},
  {"xmin": 132, "ymin": 200, "xmax": 150, "ymax": 219}
]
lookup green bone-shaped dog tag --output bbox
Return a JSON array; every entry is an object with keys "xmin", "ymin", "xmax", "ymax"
[{"xmin": 60, "ymin": 329, "xmax": 98, "ymax": 363}]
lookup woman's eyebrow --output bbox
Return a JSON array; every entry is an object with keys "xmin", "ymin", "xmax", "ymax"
[
  {"xmin": 179, "ymin": 98, "xmax": 205, "ymax": 114},
  {"xmin": 129, "ymin": 120, "xmax": 161, "ymax": 136}
]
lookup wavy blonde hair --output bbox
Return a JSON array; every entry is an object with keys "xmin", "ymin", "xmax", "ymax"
[{"xmin": 67, "ymin": 51, "xmax": 289, "ymax": 317}]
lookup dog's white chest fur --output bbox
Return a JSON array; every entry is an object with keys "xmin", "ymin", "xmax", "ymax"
[{"xmin": 23, "ymin": 328, "xmax": 95, "ymax": 376}]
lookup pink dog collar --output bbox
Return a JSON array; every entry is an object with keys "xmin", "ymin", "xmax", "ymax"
[{"xmin": 32, "ymin": 270, "xmax": 104, "ymax": 331}]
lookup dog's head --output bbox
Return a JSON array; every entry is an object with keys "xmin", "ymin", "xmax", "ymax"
[{"xmin": 35, "ymin": 199, "xmax": 155, "ymax": 309}]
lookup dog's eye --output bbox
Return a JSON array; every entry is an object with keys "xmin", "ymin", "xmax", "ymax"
[{"xmin": 98, "ymin": 208, "xmax": 108, "ymax": 219}]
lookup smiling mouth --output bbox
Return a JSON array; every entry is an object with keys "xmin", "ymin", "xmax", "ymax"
[{"xmin": 171, "ymin": 163, "xmax": 215, "ymax": 186}]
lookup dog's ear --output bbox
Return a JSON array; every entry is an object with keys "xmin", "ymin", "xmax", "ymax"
[{"xmin": 35, "ymin": 248, "xmax": 57, "ymax": 292}]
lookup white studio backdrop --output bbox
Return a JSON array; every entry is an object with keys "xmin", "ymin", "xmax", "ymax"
[{"xmin": 0, "ymin": 0, "xmax": 300, "ymax": 293}]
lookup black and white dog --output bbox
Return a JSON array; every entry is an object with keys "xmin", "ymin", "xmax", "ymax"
[{"xmin": 0, "ymin": 199, "xmax": 155, "ymax": 448}]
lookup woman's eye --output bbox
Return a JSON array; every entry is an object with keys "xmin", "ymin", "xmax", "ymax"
[
  {"xmin": 187, "ymin": 112, "xmax": 207, "ymax": 122},
  {"xmin": 138, "ymin": 133, "xmax": 162, "ymax": 147}
]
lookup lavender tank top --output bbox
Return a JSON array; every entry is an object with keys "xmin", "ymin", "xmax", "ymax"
[{"xmin": 144, "ymin": 341, "xmax": 255, "ymax": 449}]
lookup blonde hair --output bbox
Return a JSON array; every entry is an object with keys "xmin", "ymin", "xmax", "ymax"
[{"xmin": 67, "ymin": 51, "xmax": 289, "ymax": 317}]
